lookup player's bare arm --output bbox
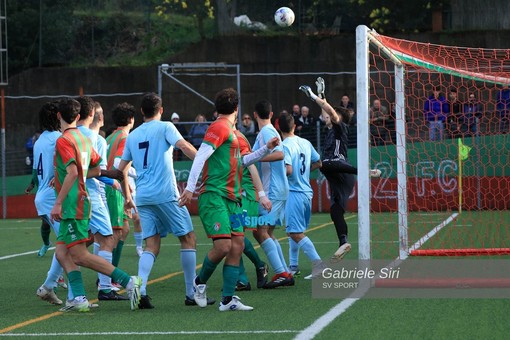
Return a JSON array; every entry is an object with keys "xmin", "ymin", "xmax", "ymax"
[
  {"xmin": 247, "ymin": 164, "xmax": 272, "ymax": 212},
  {"xmin": 50, "ymin": 162, "xmax": 78, "ymax": 222},
  {"xmin": 176, "ymin": 139, "xmax": 197, "ymax": 160},
  {"xmin": 116, "ymin": 159, "xmax": 136, "ymax": 212},
  {"xmin": 87, "ymin": 165, "xmax": 101, "ymax": 178},
  {"xmin": 311, "ymin": 160, "xmax": 322, "ymax": 172}
]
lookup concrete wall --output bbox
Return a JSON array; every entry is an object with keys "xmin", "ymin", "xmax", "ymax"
[{"xmin": 4, "ymin": 30, "xmax": 510, "ymax": 174}]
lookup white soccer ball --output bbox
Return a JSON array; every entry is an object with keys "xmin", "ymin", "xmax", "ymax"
[{"xmin": 274, "ymin": 7, "xmax": 295, "ymax": 27}]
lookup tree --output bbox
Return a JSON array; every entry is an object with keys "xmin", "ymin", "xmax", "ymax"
[{"xmin": 156, "ymin": 0, "xmax": 214, "ymax": 38}]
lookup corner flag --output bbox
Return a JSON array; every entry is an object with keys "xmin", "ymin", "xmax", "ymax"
[{"xmin": 458, "ymin": 138, "xmax": 471, "ymax": 161}]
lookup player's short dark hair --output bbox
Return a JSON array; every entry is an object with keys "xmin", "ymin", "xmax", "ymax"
[
  {"xmin": 58, "ymin": 98, "xmax": 81, "ymax": 124},
  {"xmin": 254, "ymin": 100, "xmax": 272, "ymax": 120},
  {"xmin": 39, "ymin": 101, "xmax": 60, "ymax": 132},
  {"xmin": 112, "ymin": 102, "xmax": 136, "ymax": 127},
  {"xmin": 334, "ymin": 106, "xmax": 351, "ymax": 124},
  {"xmin": 215, "ymin": 88, "xmax": 238, "ymax": 115},
  {"xmin": 278, "ymin": 113, "xmax": 294, "ymax": 133},
  {"xmin": 76, "ymin": 96, "xmax": 95, "ymax": 121},
  {"xmin": 141, "ymin": 93, "xmax": 162, "ymax": 118}
]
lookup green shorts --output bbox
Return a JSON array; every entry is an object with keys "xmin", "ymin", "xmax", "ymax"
[
  {"xmin": 241, "ymin": 196, "xmax": 259, "ymax": 230},
  {"xmin": 198, "ymin": 191, "xmax": 243, "ymax": 239},
  {"xmin": 106, "ymin": 186, "xmax": 126, "ymax": 229},
  {"xmin": 57, "ymin": 218, "xmax": 90, "ymax": 247}
]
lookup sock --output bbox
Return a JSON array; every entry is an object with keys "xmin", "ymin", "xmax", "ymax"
[
  {"xmin": 138, "ymin": 251, "xmax": 156, "ymax": 296},
  {"xmin": 67, "ymin": 276, "xmax": 74, "ymax": 301},
  {"xmin": 43, "ymin": 254, "xmax": 63, "ymax": 289},
  {"xmin": 41, "ymin": 220, "xmax": 51, "ymax": 246},
  {"xmin": 222, "ymin": 264, "xmax": 239, "ymax": 298},
  {"xmin": 243, "ymin": 237, "xmax": 265, "ymax": 268},
  {"xmin": 180, "ymin": 249, "xmax": 196, "ymax": 298},
  {"xmin": 93, "ymin": 242, "xmax": 100, "ymax": 255},
  {"xmin": 288, "ymin": 237, "xmax": 300, "ymax": 268},
  {"xmin": 330, "ymin": 203, "xmax": 348, "ymax": 246},
  {"xmin": 112, "ymin": 240, "xmax": 124, "ymax": 267},
  {"xmin": 134, "ymin": 232, "xmax": 143, "ymax": 248},
  {"xmin": 67, "ymin": 270, "xmax": 86, "ymax": 297},
  {"xmin": 273, "ymin": 238, "xmax": 289, "ymax": 273},
  {"xmin": 261, "ymin": 238, "xmax": 285, "ymax": 274},
  {"xmin": 111, "ymin": 267, "xmax": 131, "ymax": 288},
  {"xmin": 238, "ymin": 256, "xmax": 249, "ymax": 284},
  {"xmin": 298, "ymin": 236, "xmax": 321, "ymax": 262},
  {"xmin": 198, "ymin": 255, "xmax": 218, "ymax": 284},
  {"xmin": 98, "ymin": 250, "xmax": 113, "ymax": 291}
]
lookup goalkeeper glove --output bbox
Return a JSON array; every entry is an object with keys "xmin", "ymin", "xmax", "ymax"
[
  {"xmin": 299, "ymin": 85, "xmax": 318, "ymax": 101},
  {"xmin": 316, "ymin": 77, "xmax": 325, "ymax": 99}
]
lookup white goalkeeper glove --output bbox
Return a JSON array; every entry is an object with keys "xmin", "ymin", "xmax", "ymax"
[
  {"xmin": 316, "ymin": 77, "xmax": 325, "ymax": 99},
  {"xmin": 299, "ymin": 85, "xmax": 318, "ymax": 101}
]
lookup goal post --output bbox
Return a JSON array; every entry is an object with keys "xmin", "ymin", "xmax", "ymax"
[{"xmin": 356, "ymin": 24, "xmax": 510, "ymax": 260}]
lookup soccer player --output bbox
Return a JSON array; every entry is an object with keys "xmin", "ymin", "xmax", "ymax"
[
  {"xmin": 252, "ymin": 100, "xmax": 293, "ymax": 289},
  {"xmin": 33, "ymin": 101, "xmax": 66, "ymax": 305},
  {"xmin": 51, "ymin": 98, "xmax": 141, "ymax": 312},
  {"xmin": 233, "ymin": 124, "xmax": 271, "ymax": 291},
  {"xmin": 279, "ymin": 113, "xmax": 324, "ymax": 278},
  {"xmin": 180, "ymin": 88, "xmax": 279, "ymax": 311},
  {"xmin": 300, "ymin": 78, "xmax": 380, "ymax": 260},
  {"xmin": 104, "ymin": 103, "xmax": 144, "ymax": 258},
  {"xmin": 76, "ymin": 96, "xmax": 127, "ymax": 301},
  {"xmin": 116, "ymin": 93, "xmax": 206, "ymax": 309}
]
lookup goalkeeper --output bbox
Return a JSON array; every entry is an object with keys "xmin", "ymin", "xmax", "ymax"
[{"xmin": 299, "ymin": 78, "xmax": 380, "ymax": 260}]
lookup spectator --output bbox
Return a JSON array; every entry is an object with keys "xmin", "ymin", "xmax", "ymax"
[
  {"xmin": 239, "ymin": 113, "xmax": 256, "ymax": 135},
  {"xmin": 370, "ymin": 99, "xmax": 389, "ymax": 146},
  {"xmin": 447, "ymin": 88, "xmax": 463, "ymax": 139},
  {"xmin": 424, "ymin": 86, "xmax": 449, "ymax": 141},
  {"xmin": 298, "ymin": 106, "xmax": 316, "ymax": 144},
  {"xmin": 463, "ymin": 92, "xmax": 482, "ymax": 136},
  {"xmin": 171, "ymin": 112, "xmax": 188, "ymax": 138},
  {"xmin": 171, "ymin": 112, "xmax": 188, "ymax": 161},
  {"xmin": 25, "ymin": 131, "xmax": 41, "ymax": 166},
  {"xmin": 211, "ymin": 110, "xmax": 218, "ymax": 121},
  {"xmin": 188, "ymin": 113, "xmax": 209, "ymax": 149},
  {"xmin": 496, "ymin": 87, "xmax": 510, "ymax": 134},
  {"xmin": 291, "ymin": 104, "xmax": 301, "ymax": 122},
  {"xmin": 339, "ymin": 94, "xmax": 356, "ymax": 125}
]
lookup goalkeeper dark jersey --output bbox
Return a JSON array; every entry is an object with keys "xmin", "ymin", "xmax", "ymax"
[{"xmin": 322, "ymin": 121, "xmax": 349, "ymax": 161}]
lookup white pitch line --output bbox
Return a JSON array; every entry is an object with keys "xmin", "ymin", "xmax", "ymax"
[
  {"xmin": 0, "ymin": 330, "xmax": 298, "ymax": 337},
  {"xmin": 295, "ymin": 212, "xmax": 459, "ymax": 339},
  {"xmin": 0, "ymin": 249, "xmax": 54, "ymax": 260}
]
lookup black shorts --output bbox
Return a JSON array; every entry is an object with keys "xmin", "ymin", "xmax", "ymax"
[{"xmin": 323, "ymin": 171, "xmax": 355, "ymax": 209}]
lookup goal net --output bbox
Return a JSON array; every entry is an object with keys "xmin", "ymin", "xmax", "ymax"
[{"xmin": 356, "ymin": 25, "xmax": 510, "ymax": 260}]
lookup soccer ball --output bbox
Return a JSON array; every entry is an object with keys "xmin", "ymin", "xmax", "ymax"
[{"xmin": 274, "ymin": 7, "xmax": 295, "ymax": 27}]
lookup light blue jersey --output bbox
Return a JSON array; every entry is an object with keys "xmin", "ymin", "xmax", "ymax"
[
  {"xmin": 282, "ymin": 135, "xmax": 320, "ymax": 199},
  {"xmin": 122, "ymin": 120, "xmax": 183, "ymax": 206},
  {"xmin": 33, "ymin": 130, "xmax": 61, "ymax": 216},
  {"xmin": 253, "ymin": 124, "xmax": 289, "ymax": 201},
  {"xmin": 96, "ymin": 134, "xmax": 108, "ymax": 204}
]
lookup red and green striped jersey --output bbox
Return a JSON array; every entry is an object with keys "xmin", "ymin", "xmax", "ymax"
[
  {"xmin": 106, "ymin": 128, "xmax": 127, "ymax": 170},
  {"xmin": 234, "ymin": 130, "xmax": 257, "ymax": 201},
  {"xmin": 200, "ymin": 118, "xmax": 242, "ymax": 202},
  {"xmin": 54, "ymin": 127, "xmax": 101, "ymax": 220}
]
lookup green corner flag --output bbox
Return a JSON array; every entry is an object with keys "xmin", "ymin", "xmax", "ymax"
[{"xmin": 458, "ymin": 138, "xmax": 471, "ymax": 161}]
